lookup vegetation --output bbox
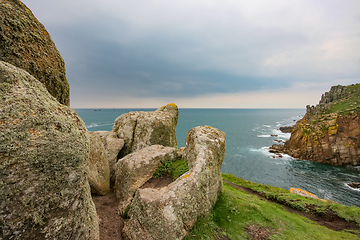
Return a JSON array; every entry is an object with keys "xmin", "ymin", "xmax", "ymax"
[
  {"xmin": 153, "ymin": 158, "xmax": 189, "ymax": 181},
  {"xmin": 185, "ymin": 174, "xmax": 360, "ymax": 239},
  {"xmin": 323, "ymin": 84, "xmax": 360, "ymax": 116}
]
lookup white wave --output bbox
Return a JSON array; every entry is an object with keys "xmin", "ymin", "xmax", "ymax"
[
  {"xmin": 263, "ymin": 125, "xmax": 271, "ymax": 128},
  {"xmin": 344, "ymin": 183, "xmax": 360, "ymax": 192},
  {"xmin": 271, "ymin": 129, "xmax": 291, "ymax": 140},
  {"xmin": 233, "ymin": 154, "xmax": 243, "ymax": 157},
  {"xmin": 257, "ymin": 134, "xmax": 272, "ymax": 138},
  {"xmin": 86, "ymin": 122, "xmax": 113, "ymax": 129}
]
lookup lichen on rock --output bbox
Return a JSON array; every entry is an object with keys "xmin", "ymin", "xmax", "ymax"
[
  {"xmin": 273, "ymin": 84, "xmax": 360, "ymax": 166},
  {"xmin": 0, "ymin": 61, "xmax": 98, "ymax": 239},
  {"xmin": 122, "ymin": 126, "xmax": 226, "ymax": 240},
  {"xmin": 0, "ymin": 0, "xmax": 70, "ymax": 105},
  {"xmin": 112, "ymin": 103, "xmax": 178, "ymax": 158},
  {"xmin": 114, "ymin": 145, "xmax": 179, "ymax": 214}
]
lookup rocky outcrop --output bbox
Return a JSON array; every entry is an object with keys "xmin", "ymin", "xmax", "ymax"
[
  {"xmin": 273, "ymin": 84, "xmax": 360, "ymax": 166},
  {"xmin": 115, "ymin": 145, "xmax": 179, "ymax": 214},
  {"xmin": 113, "ymin": 103, "xmax": 178, "ymax": 158},
  {"xmin": 0, "ymin": 61, "xmax": 98, "ymax": 239},
  {"xmin": 122, "ymin": 126, "xmax": 226, "ymax": 240},
  {"xmin": 279, "ymin": 126, "xmax": 294, "ymax": 133},
  {"xmin": 0, "ymin": 0, "xmax": 70, "ymax": 105},
  {"xmin": 93, "ymin": 131, "xmax": 125, "ymax": 187}
]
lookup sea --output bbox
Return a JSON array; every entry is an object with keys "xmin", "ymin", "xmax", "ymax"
[{"xmin": 76, "ymin": 108, "xmax": 360, "ymax": 207}]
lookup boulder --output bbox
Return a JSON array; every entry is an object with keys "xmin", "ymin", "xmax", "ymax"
[
  {"xmin": 89, "ymin": 131, "xmax": 124, "ymax": 189},
  {"xmin": 123, "ymin": 126, "xmax": 226, "ymax": 240},
  {"xmin": 279, "ymin": 126, "xmax": 294, "ymax": 133},
  {"xmin": 0, "ymin": 0, "xmax": 70, "ymax": 105},
  {"xmin": 348, "ymin": 182, "xmax": 360, "ymax": 189},
  {"xmin": 0, "ymin": 61, "xmax": 98, "ymax": 239},
  {"xmin": 113, "ymin": 103, "xmax": 178, "ymax": 158},
  {"xmin": 88, "ymin": 132, "xmax": 111, "ymax": 196},
  {"xmin": 115, "ymin": 145, "xmax": 178, "ymax": 214}
]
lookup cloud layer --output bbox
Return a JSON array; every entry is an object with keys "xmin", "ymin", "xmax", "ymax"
[{"xmin": 22, "ymin": 0, "xmax": 360, "ymax": 108}]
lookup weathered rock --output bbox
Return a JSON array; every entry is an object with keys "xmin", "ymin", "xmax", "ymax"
[
  {"xmin": 290, "ymin": 188, "xmax": 322, "ymax": 201},
  {"xmin": 282, "ymin": 113, "xmax": 360, "ymax": 165},
  {"xmin": 88, "ymin": 132, "xmax": 111, "ymax": 195},
  {"xmin": 123, "ymin": 126, "xmax": 226, "ymax": 240},
  {"xmin": 0, "ymin": 61, "xmax": 98, "ymax": 239},
  {"xmin": 93, "ymin": 131, "xmax": 125, "ymax": 187},
  {"xmin": 273, "ymin": 84, "xmax": 360, "ymax": 166},
  {"xmin": 279, "ymin": 126, "xmax": 294, "ymax": 133},
  {"xmin": 348, "ymin": 183, "xmax": 360, "ymax": 189},
  {"xmin": 113, "ymin": 103, "xmax": 178, "ymax": 158},
  {"xmin": 115, "ymin": 145, "xmax": 178, "ymax": 214},
  {"xmin": 0, "ymin": 0, "xmax": 70, "ymax": 105}
]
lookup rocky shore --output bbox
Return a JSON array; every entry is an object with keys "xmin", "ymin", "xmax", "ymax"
[{"xmin": 270, "ymin": 84, "xmax": 360, "ymax": 166}]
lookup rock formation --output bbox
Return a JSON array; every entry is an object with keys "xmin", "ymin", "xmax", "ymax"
[
  {"xmin": 113, "ymin": 103, "xmax": 178, "ymax": 158},
  {"xmin": 0, "ymin": 61, "xmax": 98, "ymax": 239},
  {"xmin": 0, "ymin": 0, "xmax": 70, "ymax": 105},
  {"xmin": 93, "ymin": 131, "xmax": 125, "ymax": 187},
  {"xmin": 88, "ymin": 132, "xmax": 112, "ymax": 196},
  {"xmin": 122, "ymin": 126, "xmax": 226, "ymax": 240},
  {"xmin": 88, "ymin": 131, "xmax": 124, "ymax": 195},
  {"xmin": 271, "ymin": 84, "xmax": 360, "ymax": 165},
  {"xmin": 115, "ymin": 145, "xmax": 179, "ymax": 214}
]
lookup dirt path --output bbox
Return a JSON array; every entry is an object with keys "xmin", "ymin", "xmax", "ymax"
[
  {"xmin": 92, "ymin": 193, "xmax": 124, "ymax": 240},
  {"xmin": 225, "ymin": 180, "xmax": 359, "ymax": 232}
]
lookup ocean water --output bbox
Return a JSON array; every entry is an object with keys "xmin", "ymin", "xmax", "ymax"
[{"xmin": 76, "ymin": 108, "xmax": 360, "ymax": 207}]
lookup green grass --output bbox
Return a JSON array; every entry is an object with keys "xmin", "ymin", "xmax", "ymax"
[
  {"xmin": 153, "ymin": 158, "xmax": 189, "ymax": 181},
  {"xmin": 184, "ymin": 174, "xmax": 360, "ymax": 240},
  {"xmin": 324, "ymin": 84, "xmax": 360, "ymax": 115}
]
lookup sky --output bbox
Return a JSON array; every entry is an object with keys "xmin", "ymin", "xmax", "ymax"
[{"xmin": 22, "ymin": 0, "xmax": 360, "ymax": 108}]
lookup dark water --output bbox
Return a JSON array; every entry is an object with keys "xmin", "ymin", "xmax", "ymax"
[{"xmin": 76, "ymin": 108, "xmax": 360, "ymax": 206}]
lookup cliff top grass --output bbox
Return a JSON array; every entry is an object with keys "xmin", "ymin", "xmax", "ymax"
[
  {"xmin": 185, "ymin": 174, "xmax": 360, "ymax": 239},
  {"xmin": 310, "ymin": 84, "xmax": 360, "ymax": 117}
]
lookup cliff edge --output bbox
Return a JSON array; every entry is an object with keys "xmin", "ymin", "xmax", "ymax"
[{"xmin": 272, "ymin": 84, "xmax": 360, "ymax": 166}]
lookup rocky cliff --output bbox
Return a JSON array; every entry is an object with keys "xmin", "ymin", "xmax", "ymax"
[
  {"xmin": 272, "ymin": 84, "xmax": 360, "ymax": 165},
  {"xmin": 0, "ymin": 0, "xmax": 70, "ymax": 105}
]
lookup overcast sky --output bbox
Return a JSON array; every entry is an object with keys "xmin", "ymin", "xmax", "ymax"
[{"xmin": 22, "ymin": 0, "xmax": 360, "ymax": 108}]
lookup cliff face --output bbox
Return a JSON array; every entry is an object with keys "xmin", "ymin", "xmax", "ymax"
[
  {"xmin": 280, "ymin": 84, "xmax": 360, "ymax": 166},
  {"xmin": 0, "ymin": 0, "xmax": 70, "ymax": 105}
]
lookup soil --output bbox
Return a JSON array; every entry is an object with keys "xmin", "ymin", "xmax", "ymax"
[
  {"xmin": 140, "ymin": 173, "xmax": 173, "ymax": 189},
  {"xmin": 92, "ymin": 193, "xmax": 124, "ymax": 240},
  {"xmin": 225, "ymin": 180, "xmax": 359, "ymax": 232},
  {"xmin": 245, "ymin": 224, "xmax": 272, "ymax": 240}
]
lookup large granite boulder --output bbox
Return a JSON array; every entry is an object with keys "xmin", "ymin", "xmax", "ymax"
[
  {"xmin": 113, "ymin": 103, "xmax": 178, "ymax": 158},
  {"xmin": 123, "ymin": 126, "xmax": 226, "ymax": 240},
  {"xmin": 88, "ymin": 131, "xmax": 125, "ymax": 195},
  {"xmin": 115, "ymin": 145, "xmax": 178, "ymax": 214},
  {"xmin": 0, "ymin": 61, "xmax": 98, "ymax": 239},
  {"xmin": 0, "ymin": 0, "xmax": 70, "ymax": 105},
  {"xmin": 93, "ymin": 131, "xmax": 125, "ymax": 187},
  {"xmin": 88, "ymin": 132, "xmax": 111, "ymax": 196}
]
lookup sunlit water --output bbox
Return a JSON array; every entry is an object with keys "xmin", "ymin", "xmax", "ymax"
[{"xmin": 76, "ymin": 108, "xmax": 360, "ymax": 206}]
